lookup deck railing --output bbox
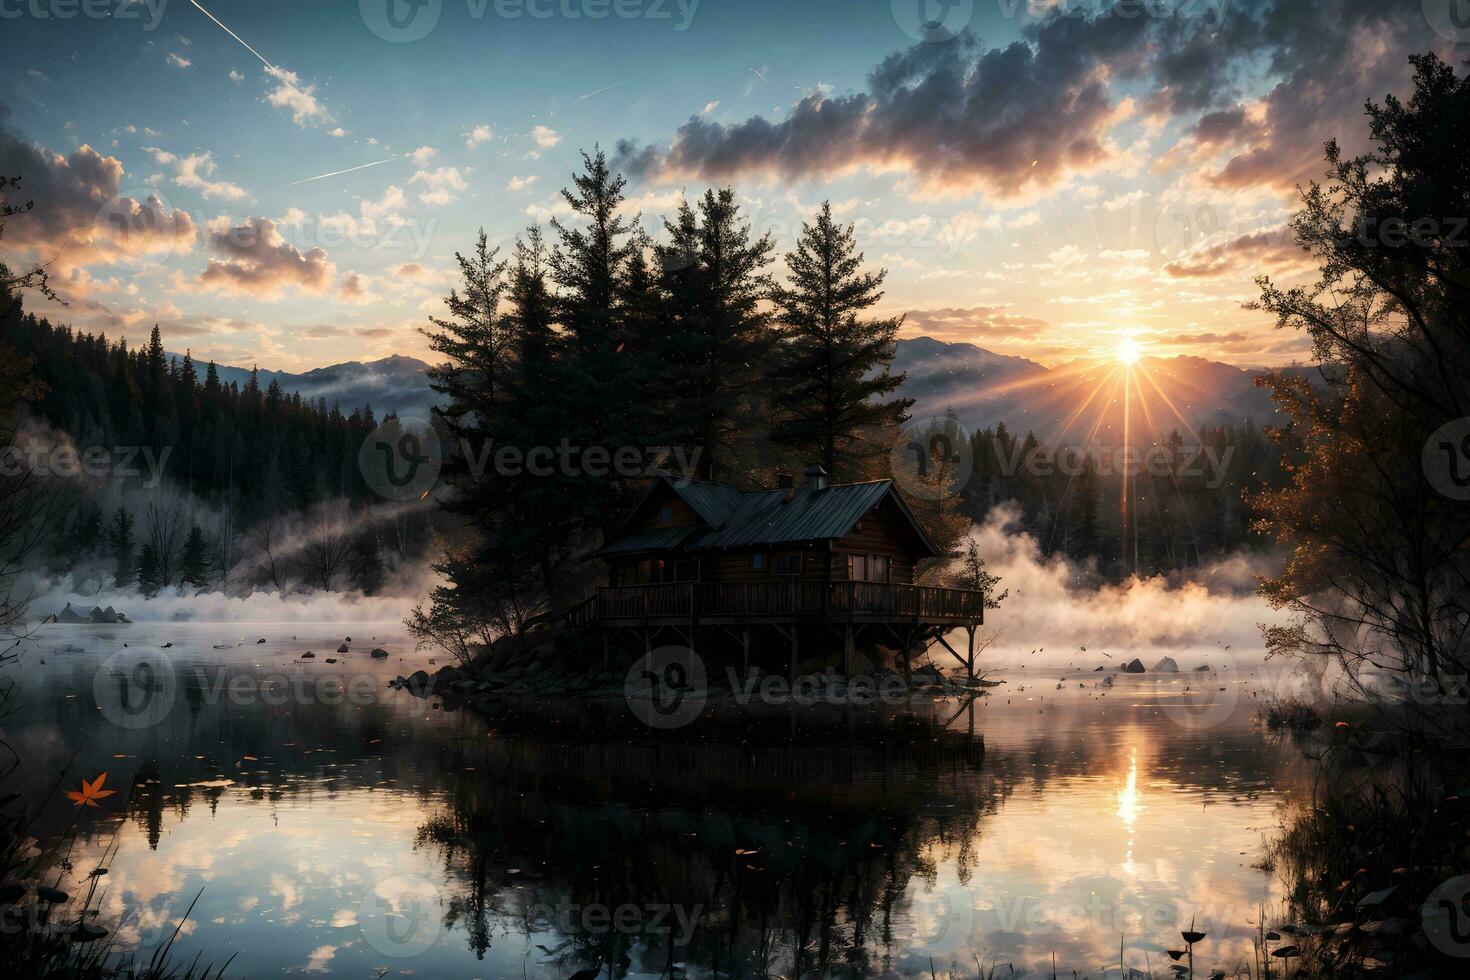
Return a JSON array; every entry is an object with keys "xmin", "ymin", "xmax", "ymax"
[{"xmin": 585, "ymin": 580, "xmax": 986, "ymax": 624}]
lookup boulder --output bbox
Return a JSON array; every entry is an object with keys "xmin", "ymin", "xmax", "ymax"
[
  {"xmin": 370, "ymin": 648, "xmax": 389, "ymax": 659},
  {"xmin": 1120, "ymin": 658, "xmax": 1146, "ymax": 674},
  {"xmin": 405, "ymin": 669, "xmax": 432, "ymax": 696},
  {"xmin": 1150, "ymin": 656, "xmax": 1180, "ymax": 673},
  {"xmin": 1092, "ymin": 665, "xmax": 1106, "ymax": 672},
  {"xmin": 1194, "ymin": 664, "xmax": 1212, "ymax": 672},
  {"xmin": 55, "ymin": 603, "xmax": 89, "ymax": 624},
  {"xmin": 337, "ymin": 643, "xmax": 349, "ymax": 653},
  {"xmin": 300, "ymin": 651, "xmax": 315, "ymax": 659}
]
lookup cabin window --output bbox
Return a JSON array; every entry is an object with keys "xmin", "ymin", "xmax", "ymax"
[
  {"xmin": 775, "ymin": 554, "xmax": 802, "ymax": 575},
  {"xmin": 847, "ymin": 554, "xmax": 890, "ymax": 582},
  {"xmin": 673, "ymin": 559, "xmax": 700, "ymax": 582},
  {"xmin": 751, "ymin": 553, "xmax": 767, "ymax": 571},
  {"xmin": 659, "ymin": 504, "xmax": 674, "ymax": 524}
]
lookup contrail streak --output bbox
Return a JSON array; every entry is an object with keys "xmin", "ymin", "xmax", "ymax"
[
  {"xmin": 748, "ymin": 67, "xmax": 768, "ymax": 83},
  {"xmin": 188, "ymin": 0, "xmax": 275, "ymax": 71},
  {"xmin": 578, "ymin": 75, "xmax": 638, "ymax": 101},
  {"xmin": 290, "ymin": 156, "xmax": 402, "ymax": 185}
]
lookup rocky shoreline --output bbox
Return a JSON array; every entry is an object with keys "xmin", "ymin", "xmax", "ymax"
[{"xmin": 388, "ymin": 629, "xmax": 1001, "ymax": 707}]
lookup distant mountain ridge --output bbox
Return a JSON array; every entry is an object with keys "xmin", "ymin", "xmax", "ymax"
[
  {"xmin": 179, "ymin": 337, "xmax": 1295, "ymax": 439},
  {"xmin": 174, "ymin": 352, "xmax": 439, "ymax": 420}
]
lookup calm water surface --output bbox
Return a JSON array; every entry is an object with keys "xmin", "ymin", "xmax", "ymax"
[{"xmin": 5, "ymin": 623, "xmax": 1307, "ymax": 978}]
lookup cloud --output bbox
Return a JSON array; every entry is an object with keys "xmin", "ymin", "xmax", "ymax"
[
  {"xmin": 613, "ymin": 3, "xmax": 1450, "ymax": 201},
  {"xmin": 614, "ymin": 18, "xmax": 1160, "ymax": 198},
  {"xmin": 166, "ymin": 53, "xmax": 192, "ymax": 69},
  {"xmin": 1163, "ymin": 226, "xmax": 1307, "ymax": 279},
  {"xmin": 530, "ymin": 125, "xmax": 560, "ymax": 149},
  {"xmin": 702, "ymin": 100, "xmax": 719, "ymax": 114},
  {"xmin": 326, "ymin": 127, "xmax": 348, "ymax": 138},
  {"xmin": 0, "ymin": 105, "xmax": 195, "ymax": 269},
  {"xmin": 264, "ymin": 66, "xmax": 330, "ymax": 127},
  {"xmin": 506, "ymin": 175, "xmax": 537, "ymax": 191},
  {"xmin": 145, "ymin": 147, "xmax": 248, "ymax": 201},
  {"xmin": 410, "ymin": 166, "xmax": 466, "ymax": 206},
  {"xmin": 228, "ymin": 69, "xmax": 244, "ymax": 83},
  {"xmin": 395, "ymin": 262, "xmax": 429, "ymax": 280},
  {"xmin": 463, "ymin": 124, "xmax": 493, "ymax": 149},
  {"xmin": 194, "ymin": 217, "xmax": 335, "ymax": 298},
  {"xmin": 407, "ymin": 146, "xmax": 436, "ymax": 166},
  {"xmin": 319, "ymin": 185, "xmax": 407, "ymax": 239},
  {"xmin": 902, "ymin": 305, "xmax": 1049, "ymax": 343}
]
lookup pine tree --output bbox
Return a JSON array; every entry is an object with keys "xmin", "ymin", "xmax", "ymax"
[
  {"xmin": 108, "ymin": 506, "xmax": 135, "ymax": 584},
  {"xmin": 655, "ymin": 188, "xmax": 775, "ymax": 480},
  {"xmin": 136, "ymin": 543, "xmax": 161, "ymax": 597},
  {"xmin": 179, "ymin": 525, "xmax": 208, "ymax": 588},
  {"xmin": 952, "ymin": 537, "xmax": 1008, "ymax": 609},
  {"xmin": 348, "ymin": 531, "xmax": 385, "ymax": 595},
  {"xmin": 769, "ymin": 201, "xmax": 913, "ymax": 480}
]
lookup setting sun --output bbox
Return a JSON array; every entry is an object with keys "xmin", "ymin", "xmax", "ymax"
[{"xmin": 1117, "ymin": 339, "xmax": 1142, "ymax": 365}]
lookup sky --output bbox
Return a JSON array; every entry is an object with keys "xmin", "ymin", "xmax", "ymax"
[{"xmin": 0, "ymin": 0, "xmax": 1462, "ymax": 371}]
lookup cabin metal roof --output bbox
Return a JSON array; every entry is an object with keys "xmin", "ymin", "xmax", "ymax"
[
  {"xmin": 601, "ymin": 477, "xmax": 939, "ymax": 557},
  {"xmin": 599, "ymin": 525, "xmax": 705, "ymax": 556},
  {"xmin": 694, "ymin": 482, "xmax": 893, "ymax": 549}
]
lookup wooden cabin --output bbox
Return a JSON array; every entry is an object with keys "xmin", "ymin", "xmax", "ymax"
[{"xmin": 576, "ymin": 466, "xmax": 988, "ymax": 677}]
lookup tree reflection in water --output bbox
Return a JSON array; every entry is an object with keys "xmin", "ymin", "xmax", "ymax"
[{"xmin": 415, "ymin": 705, "xmax": 999, "ymax": 977}]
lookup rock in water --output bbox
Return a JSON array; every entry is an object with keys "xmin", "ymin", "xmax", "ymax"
[
  {"xmin": 337, "ymin": 643, "xmax": 349, "ymax": 653},
  {"xmin": 405, "ymin": 669, "xmax": 432, "ymax": 696},
  {"xmin": 1120, "ymin": 658, "xmax": 1146, "ymax": 674},
  {"xmin": 301, "ymin": 651, "xmax": 315, "ymax": 659},
  {"xmin": 1150, "ymin": 656, "xmax": 1180, "ymax": 673},
  {"xmin": 55, "ymin": 603, "xmax": 89, "ymax": 624},
  {"xmin": 370, "ymin": 648, "xmax": 389, "ymax": 659}
]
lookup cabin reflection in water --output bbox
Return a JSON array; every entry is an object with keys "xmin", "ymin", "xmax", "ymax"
[{"xmin": 414, "ymin": 706, "xmax": 993, "ymax": 976}]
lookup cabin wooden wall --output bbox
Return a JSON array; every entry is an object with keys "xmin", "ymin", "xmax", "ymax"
[{"xmin": 829, "ymin": 499, "xmax": 917, "ymax": 584}]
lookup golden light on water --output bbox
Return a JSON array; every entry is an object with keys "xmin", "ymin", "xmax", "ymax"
[{"xmin": 1116, "ymin": 751, "xmax": 1141, "ymax": 827}]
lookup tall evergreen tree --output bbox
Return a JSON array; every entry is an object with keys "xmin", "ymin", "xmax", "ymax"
[
  {"xmin": 769, "ymin": 201, "xmax": 913, "ymax": 480},
  {"xmin": 136, "ymin": 543, "xmax": 161, "ymax": 597},
  {"xmin": 655, "ymin": 188, "xmax": 775, "ymax": 481},
  {"xmin": 179, "ymin": 525, "xmax": 208, "ymax": 588},
  {"xmin": 108, "ymin": 506, "xmax": 135, "ymax": 584}
]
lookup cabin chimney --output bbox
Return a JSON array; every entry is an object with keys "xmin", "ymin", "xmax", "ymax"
[
  {"xmin": 805, "ymin": 463, "xmax": 828, "ymax": 490},
  {"xmin": 777, "ymin": 472, "xmax": 794, "ymax": 489}
]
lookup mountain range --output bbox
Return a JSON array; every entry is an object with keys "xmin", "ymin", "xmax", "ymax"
[{"xmin": 181, "ymin": 338, "xmax": 1297, "ymax": 441}]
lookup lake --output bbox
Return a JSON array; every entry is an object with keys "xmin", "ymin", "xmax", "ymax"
[{"xmin": 4, "ymin": 622, "xmax": 1310, "ymax": 978}]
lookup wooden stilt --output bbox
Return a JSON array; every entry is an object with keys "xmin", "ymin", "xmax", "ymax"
[
  {"xmin": 789, "ymin": 623, "xmax": 798, "ymax": 684},
  {"xmin": 965, "ymin": 624, "xmax": 976, "ymax": 681}
]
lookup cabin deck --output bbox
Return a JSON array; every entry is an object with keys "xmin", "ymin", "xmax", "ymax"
[{"xmin": 570, "ymin": 580, "xmax": 986, "ymax": 628}]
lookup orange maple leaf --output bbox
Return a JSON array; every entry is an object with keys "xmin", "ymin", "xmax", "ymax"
[{"xmin": 66, "ymin": 773, "xmax": 117, "ymax": 808}]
